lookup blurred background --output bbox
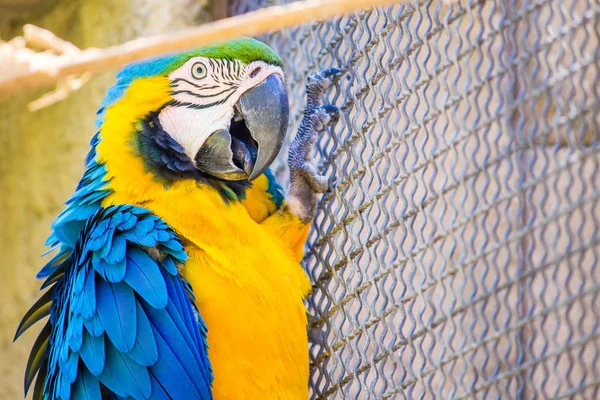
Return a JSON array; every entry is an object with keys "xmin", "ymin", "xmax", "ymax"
[{"xmin": 2, "ymin": 0, "xmax": 600, "ymax": 399}]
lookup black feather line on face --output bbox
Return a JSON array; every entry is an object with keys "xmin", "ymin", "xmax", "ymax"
[{"xmin": 135, "ymin": 112, "xmax": 250, "ymax": 202}]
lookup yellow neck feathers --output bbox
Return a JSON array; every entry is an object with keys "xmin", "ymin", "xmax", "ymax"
[{"xmin": 96, "ymin": 77, "xmax": 194, "ymax": 205}]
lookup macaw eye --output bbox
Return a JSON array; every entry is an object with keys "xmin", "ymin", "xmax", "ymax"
[{"xmin": 191, "ymin": 62, "xmax": 207, "ymax": 80}]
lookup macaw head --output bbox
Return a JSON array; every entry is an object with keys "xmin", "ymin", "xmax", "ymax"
[{"xmin": 96, "ymin": 37, "xmax": 288, "ymax": 183}]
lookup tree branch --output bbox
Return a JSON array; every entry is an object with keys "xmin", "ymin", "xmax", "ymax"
[{"xmin": 0, "ymin": 0, "xmax": 412, "ymax": 99}]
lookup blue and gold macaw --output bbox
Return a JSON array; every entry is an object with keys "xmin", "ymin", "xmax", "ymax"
[{"xmin": 15, "ymin": 38, "xmax": 340, "ymax": 399}]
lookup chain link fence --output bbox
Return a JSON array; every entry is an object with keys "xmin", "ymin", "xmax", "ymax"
[{"xmin": 230, "ymin": 0, "xmax": 600, "ymax": 398}]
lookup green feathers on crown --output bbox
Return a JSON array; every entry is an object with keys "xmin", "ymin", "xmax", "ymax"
[{"xmin": 163, "ymin": 37, "xmax": 283, "ymax": 73}]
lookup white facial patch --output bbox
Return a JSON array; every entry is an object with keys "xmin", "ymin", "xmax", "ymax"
[
  {"xmin": 158, "ymin": 56, "xmax": 284, "ymax": 162},
  {"xmin": 158, "ymin": 105, "xmax": 234, "ymax": 162}
]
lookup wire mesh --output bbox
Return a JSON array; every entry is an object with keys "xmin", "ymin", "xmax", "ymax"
[{"xmin": 230, "ymin": 0, "xmax": 600, "ymax": 398}]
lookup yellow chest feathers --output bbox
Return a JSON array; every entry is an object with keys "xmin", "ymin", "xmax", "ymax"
[{"xmin": 131, "ymin": 187, "xmax": 312, "ymax": 399}]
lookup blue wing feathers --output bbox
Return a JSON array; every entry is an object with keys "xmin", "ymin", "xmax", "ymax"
[
  {"xmin": 83, "ymin": 314, "xmax": 104, "ymax": 338},
  {"xmin": 103, "ymin": 233, "xmax": 127, "ymax": 264},
  {"xmin": 73, "ymin": 269, "xmax": 86, "ymax": 294},
  {"xmin": 62, "ymin": 352, "xmax": 79, "ymax": 383},
  {"xmin": 38, "ymin": 250, "xmax": 70, "ymax": 279},
  {"xmin": 104, "ymin": 258, "xmax": 128, "ymax": 284},
  {"xmin": 124, "ymin": 249, "xmax": 168, "ymax": 309},
  {"xmin": 105, "ymin": 341, "xmax": 152, "ymax": 400},
  {"xmin": 58, "ymin": 372, "xmax": 72, "ymax": 399},
  {"xmin": 80, "ymin": 332, "xmax": 105, "ymax": 375},
  {"xmin": 66, "ymin": 315, "xmax": 83, "ymax": 352},
  {"xmin": 167, "ymin": 273, "xmax": 211, "ymax": 383},
  {"xmin": 96, "ymin": 367, "xmax": 128, "ymax": 398},
  {"xmin": 80, "ymin": 272, "xmax": 96, "ymax": 319},
  {"xmin": 120, "ymin": 213, "xmax": 138, "ymax": 231},
  {"xmin": 17, "ymin": 205, "xmax": 212, "ymax": 399},
  {"xmin": 163, "ymin": 272, "xmax": 204, "ymax": 362},
  {"xmin": 71, "ymin": 369, "xmax": 101, "ymax": 400},
  {"xmin": 127, "ymin": 302, "xmax": 158, "ymax": 367},
  {"xmin": 169, "ymin": 275, "xmax": 195, "ymax": 344},
  {"xmin": 148, "ymin": 372, "xmax": 171, "ymax": 400},
  {"xmin": 96, "ymin": 280, "xmax": 137, "ymax": 352},
  {"xmin": 149, "ymin": 324, "xmax": 205, "ymax": 400},
  {"xmin": 161, "ymin": 257, "xmax": 178, "ymax": 275},
  {"xmin": 142, "ymin": 302, "xmax": 204, "ymax": 383}
]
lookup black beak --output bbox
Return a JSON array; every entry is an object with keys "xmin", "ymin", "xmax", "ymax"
[{"xmin": 194, "ymin": 74, "xmax": 289, "ymax": 181}]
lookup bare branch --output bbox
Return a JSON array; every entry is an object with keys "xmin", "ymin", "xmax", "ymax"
[
  {"xmin": 27, "ymin": 72, "xmax": 92, "ymax": 112},
  {"xmin": 0, "ymin": 25, "xmax": 93, "ymax": 110},
  {"xmin": 0, "ymin": 0, "xmax": 412, "ymax": 100},
  {"xmin": 23, "ymin": 24, "xmax": 81, "ymax": 55}
]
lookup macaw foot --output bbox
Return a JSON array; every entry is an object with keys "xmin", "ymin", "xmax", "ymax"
[{"xmin": 288, "ymin": 68, "xmax": 341, "ymax": 223}]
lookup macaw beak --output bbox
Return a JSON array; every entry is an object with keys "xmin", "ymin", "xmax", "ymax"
[{"xmin": 194, "ymin": 74, "xmax": 289, "ymax": 181}]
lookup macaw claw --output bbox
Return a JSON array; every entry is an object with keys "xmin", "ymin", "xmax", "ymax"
[
  {"xmin": 320, "ymin": 67, "xmax": 343, "ymax": 79},
  {"xmin": 288, "ymin": 68, "xmax": 343, "ymax": 223},
  {"xmin": 322, "ymin": 104, "xmax": 340, "ymax": 121},
  {"xmin": 304, "ymin": 67, "xmax": 341, "ymax": 110}
]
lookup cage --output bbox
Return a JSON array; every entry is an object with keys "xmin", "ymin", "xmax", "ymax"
[{"xmin": 229, "ymin": 0, "xmax": 600, "ymax": 398}]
